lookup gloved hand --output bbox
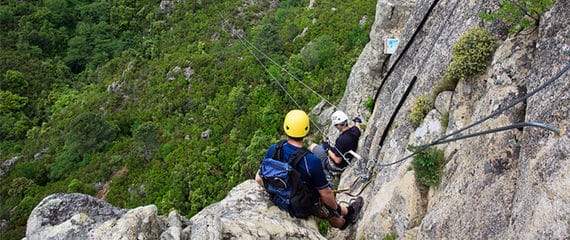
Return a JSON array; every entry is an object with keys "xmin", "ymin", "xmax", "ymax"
[
  {"xmin": 322, "ymin": 141, "xmax": 331, "ymax": 152},
  {"xmin": 352, "ymin": 116, "xmax": 363, "ymax": 123}
]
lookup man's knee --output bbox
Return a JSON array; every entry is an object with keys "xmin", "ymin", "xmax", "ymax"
[{"xmin": 308, "ymin": 143, "xmax": 318, "ymax": 152}]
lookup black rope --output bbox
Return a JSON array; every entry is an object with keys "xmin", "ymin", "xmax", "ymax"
[
  {"xmin": 379, "ymin": 122, "xmax": 560, "ymax": 167},
  {"xmin": 436, "ymin": 62, "xmax": 569, "ymax": 144},
  {"xmin": 378, "ymin": 62, "xmax": 570, "ymax": 167},
  {"xmin": 372, "ymin": 0, "xmax": 440, "ymax": 110},
  {"xmin": 429, "ymin": 122, "xmax": 559, "ymax": 145},
  {"xmin": 377, "ymin": 76, "xmax": 418, "ymax": 148},
  {"xmin": 374, "ymin": 0, "xmax": 459, "ymax": 150}
]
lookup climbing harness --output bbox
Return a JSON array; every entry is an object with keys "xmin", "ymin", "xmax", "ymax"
[{"xmin": 329, "ymin": 146, "xmax": 377, "ymax": 196}]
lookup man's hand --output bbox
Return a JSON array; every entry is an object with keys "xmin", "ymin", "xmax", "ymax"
[
  {"xmin": 322, "ymin": 141, "xmax": 331, "ymax": 152},
  {"xmin": 352, "ymin": 116, "xmax": 363, "ymax": 123}
]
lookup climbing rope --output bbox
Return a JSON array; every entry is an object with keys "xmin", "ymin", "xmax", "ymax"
[
  {"xmin": 378, "ymin": 62, "xmax": 569, "ymax": 167},
  {"xmin": 227, "ymin": 21, "xmax": 328, "ymax": 135},
  {"xmin": 218, "ymin": 13, "xmax": 367, "ymax": 141},
  {"xmin": 376, "ymin": 0, "xmax": 460, "ymax": 149},
  {"xmin": 377, "ymin": 76, "xmax": 418, "ymax": 148},
  {"xmin": 337, "ymin": 63, "xmax": 567, "ymax": 196},
  {"xmin": 218, "ymin": 14, "xmax": 340, "ymax": 111},
  {"xmin": 234, "ymin": 32, "xmax": 338, "ymax": 110}
]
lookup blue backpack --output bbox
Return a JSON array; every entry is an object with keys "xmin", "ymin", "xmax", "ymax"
[{"xmin": 259, "ymin": 141, "xmax": 320, "ymax": 218}]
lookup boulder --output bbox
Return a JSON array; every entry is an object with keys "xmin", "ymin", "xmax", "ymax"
[
  {"xmin": 187, "ymin": 180, "xmax": 325, "ymax": 240},
  {"xmin": 26, "ymin": 193, "xmax": 127, "ymax": 240},
  {"xmin": 26, "ymin": 181, "xmax": 325, "ymax": 240}
]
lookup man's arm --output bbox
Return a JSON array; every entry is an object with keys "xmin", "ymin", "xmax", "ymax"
[
  {"xmin": 327, "ymin": 149, "xmax": 344, "ymax": 165},
  {"xmin": 255, "ymin": 170, "xmax": 264, "ymax": 187},
  {"xmin": 318, "ymin": 187, "xmax": 345, "ymax": 215},
  {"xmin": 355, "ymin": 122, "xmax": 361, "ymax": 131}
]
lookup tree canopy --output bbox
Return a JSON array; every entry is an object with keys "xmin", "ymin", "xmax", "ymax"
[{"xmin": 0, "ymin": 0, "xmax": 376, "ymax": 238}]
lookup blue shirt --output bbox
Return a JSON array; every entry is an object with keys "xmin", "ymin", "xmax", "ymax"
[{"xmin": 265, "ymin": 141, "xmax": 330, "ymax": 190}]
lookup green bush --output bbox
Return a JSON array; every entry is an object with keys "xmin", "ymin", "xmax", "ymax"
[
  {"xmin": 67, "ymin": 179, "xmax": 83, "ymax": 193},
  {"xmin": 432, "ymin": 27, "xmax": 497, "ymax": 99},
  {"xmin": 365, "ymin": 97, "xmax": 374, "ymax": 113},
  {"xmin": 450, "ymin": 28, "xmax": 497, "ymax": 78},
  {"xmin": 48, "ymin": 149, "xmax": 80, "ymax": 180},
  {"xmin": 408, "ymin": 94, "xmax": 432, "ymax": 127},
  {"xmin": 67, "ymin": 178, "xmax": 96, "ymax": 195},
  {"xmin": 382, "ymin": 233, "xmax": 398, "ymax": 240},
  {"xmin": 132, "ymin": 122, "xmax": 160, "ymax": 162},
  {"xmin": 410, "ymin": 146, "xmax": 445, "ymax": 187},
  {"xmin": 66, "ymin": 112, "xmax": 118, "ymax": 157},
  {"xmin": 318, "ymin": 220, "xmax": 330, "ymax": 236},
  {"xmin": 479, "ymin": 0, "xmax": 555, "ymax": 35},
  {"xmin": 8, "ymin": 177, "xmax": 36, "ymax": 198}
]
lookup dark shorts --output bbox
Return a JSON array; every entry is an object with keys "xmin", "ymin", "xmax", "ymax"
[{"xmin": 313, "ymin": 145, "xmax": 346, "ymax": 171}]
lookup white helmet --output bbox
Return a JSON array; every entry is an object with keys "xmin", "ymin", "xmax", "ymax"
[{"xmin": 331, "ymin": 110, "xmax": 349, "ymax": 125}]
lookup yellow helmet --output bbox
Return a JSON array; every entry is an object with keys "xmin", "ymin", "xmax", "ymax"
[{"xmin": 283, "ymin": 110, "xmax": 310, "ymax": 138}]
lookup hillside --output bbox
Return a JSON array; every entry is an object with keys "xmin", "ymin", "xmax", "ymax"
[
  {"xmin": 5, "ymin": 0, "xmax": 570, "ymax": 239},
  {"xmin": 0, "ymin": 0, "xmax": 375, "ymax": 238}
]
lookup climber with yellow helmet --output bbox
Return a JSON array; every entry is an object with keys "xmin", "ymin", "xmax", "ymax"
[{"xmin": 255, "ymin": 109, "xmax": 363, "ymax": 229}]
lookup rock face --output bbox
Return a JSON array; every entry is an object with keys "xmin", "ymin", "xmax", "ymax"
[
  {"xmin": 0, "ymin": 156, "xmax": 19, "ymax": 180},
  {"xmin": 26, "ymin": 181, "xmax": 324, "ymax": 240},
  {"xmin": 332, "ymin": 0, "xmax": 570, "ymax": 239},
  {"xmin": 190, "ymin": 180, "xmax": 325, "ymax": 240},
  {"xmin": 26, "ymin": 193, "xmax": 127, "ymax": 240},
  {"xmin": 339, "ymin": 0, "xmax": 419, "ymax": 120},
  {"xmin": 509, "ymin": 2, "xmax": 570, "ymax": 238},
  {"xmin": 25, "ymin": 0, "xmax": 569, "ymax": 239}
]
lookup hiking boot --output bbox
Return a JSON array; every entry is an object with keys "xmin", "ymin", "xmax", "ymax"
[{"xmin": 340, "ymin": 196, "xmax": 363, "ymax": 230}]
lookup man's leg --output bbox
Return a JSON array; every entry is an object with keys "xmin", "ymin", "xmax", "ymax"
[
  {"xmin": 309, "ymin": 143, "xmax": 334, "ymax": 183},
  {"xmin": 311, "ymin": 200, "xmax": 346, "ymax": 229}
]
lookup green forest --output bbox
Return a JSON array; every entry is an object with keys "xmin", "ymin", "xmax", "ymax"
[{"xmin": 0, "ymin": 0, "xmax": 375, "ymax": 238}]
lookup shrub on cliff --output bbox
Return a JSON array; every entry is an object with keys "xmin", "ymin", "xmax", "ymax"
[
  {"xmin": 479, "ymin": 0, "xmax": 556, "ymax": 35},
  {"xmin": 408, "ymin": 94, "xmax": 432, "ymax": 127},
  {"xmin": 432, "ymin": 27, "xmax": 497, "ymax": 100},
  {"xmin": 410, "ymin": 146, "xmax": 445, "ymax": 187}
]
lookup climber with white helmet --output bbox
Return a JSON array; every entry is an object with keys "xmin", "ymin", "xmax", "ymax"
[{"xmin": 310, "ymin": 110, "xmax": 362, "ymax": 183}]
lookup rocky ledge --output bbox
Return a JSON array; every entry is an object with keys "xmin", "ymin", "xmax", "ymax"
[{"xmin": 25, "ymin": 180, "xmax": 325, "ymax": 240}]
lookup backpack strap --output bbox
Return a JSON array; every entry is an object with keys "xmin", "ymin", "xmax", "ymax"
[
  {"xmin": 272, "ymin": 140, "xmax": 287, "ymax": 161},
  {"xmin": 271, "ymin": 140, "xmax": 309, "ymax": 167},
  {"xmin": 288, "ymin": 147, "xmax": 309, "ymax": 168}
]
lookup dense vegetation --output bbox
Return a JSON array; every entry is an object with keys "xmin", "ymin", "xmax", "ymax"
[
  {"xmin": 0, "ymin": 0, "xmax": 376, "ymax": 238},
  {"xmin": 479, "ymin": 0, "xmax": 555, "ymax": 35},
  {"xmin": 409, "ymin": 146, "xmax": 445, "ymax": 187}
]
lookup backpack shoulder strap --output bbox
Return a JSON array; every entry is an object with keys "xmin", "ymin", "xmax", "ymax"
[
  {"xmin": 288, "ymin": 147, "xmax": 310, "ymax": 167},
  {"xmin": 272, "ymin": 140, "xmax": 287, "ymax": 161}
]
